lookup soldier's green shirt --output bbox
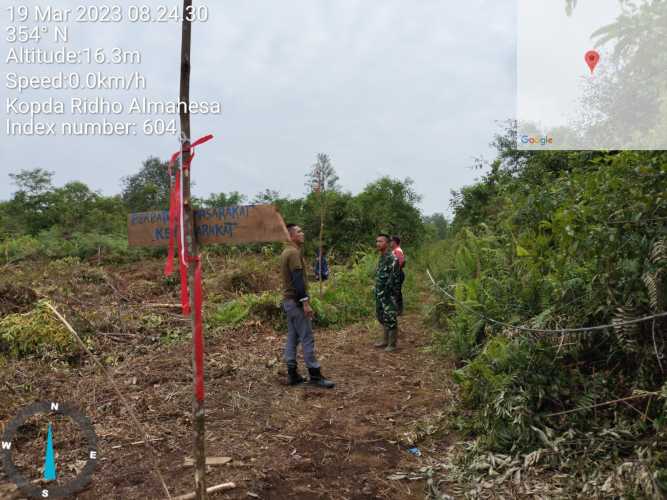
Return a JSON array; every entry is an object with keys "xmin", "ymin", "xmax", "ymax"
[{"xmin": 374, "ymin": 250, "xmax": 399, "ymax": 301}]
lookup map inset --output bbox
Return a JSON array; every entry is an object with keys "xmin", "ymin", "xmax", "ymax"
[{"xmin": 517, "ymin": 0, "xmax": 667, "ymax": 150}]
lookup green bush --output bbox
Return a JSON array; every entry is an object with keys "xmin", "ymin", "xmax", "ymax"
[
  {"xmin": 0, "ymin": 234, "xmax": 41, "ymax": 262},
  {"xmin": 0, "ymin": 228, "xmax": 161, "ymax": 263},
  {"xmin": 207, "ymin": 253, "xmax": 379, "ymax": 330},
  {"xmin": 207, "ymin": 291, "xmax": 283, "ymax": 330},
  {"xmin": 421, "ymin": 143, "xmax": 667, "ymax": 494},
  {"xmin": 209, "ymin": 300, "xmax": 251, "ymax": 328},
  {"xmin": 312, "ymin": 253, "xmax": 375, "ymax": 325},
  {"xmin": 453, "ymin": 336, "xmax": 575, "ymax": 451},
  {"xmin": 0, "ymin": 301, "xmax": 81, "ymax": 359}
]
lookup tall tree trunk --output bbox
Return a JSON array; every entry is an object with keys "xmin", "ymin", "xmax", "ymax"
[{"xmin": 318, "ymin": 173, "xmax": 325, "ymax": 298}]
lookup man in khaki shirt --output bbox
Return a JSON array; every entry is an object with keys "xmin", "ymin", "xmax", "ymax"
[{"xmin": 280, "ymin": 224, "xmax": 335, "ymax": 388}]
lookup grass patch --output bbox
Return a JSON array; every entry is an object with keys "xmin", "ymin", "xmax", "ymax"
[
  {"xmin": 207, "ymin": 252, "xmax": 385, "ymax": 330},
  {"xmin": 207, "ymin": 291, "xmax": 284, "ymax": 331}
]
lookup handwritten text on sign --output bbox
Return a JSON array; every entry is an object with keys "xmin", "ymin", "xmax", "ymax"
[{"xmin": 127, "ymin": 204, "xmax": 290, "ymax": 247}]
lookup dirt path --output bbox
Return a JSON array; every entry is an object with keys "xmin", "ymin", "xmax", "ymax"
[{"xmin": 1, "ymin": 311, "xmax": 455, "ymax": 499}]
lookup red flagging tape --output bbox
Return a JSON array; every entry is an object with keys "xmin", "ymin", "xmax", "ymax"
[
  {"xmin": 163, "ymin": 134, "xmax": 215, "ymax": 401},
  {"xmin": 163, "ymin": 134, "xmax": 215, "ymax": 314},
  {"xmin": 193, "ymin": 257, "xmax": 205, "ymax": 402}
]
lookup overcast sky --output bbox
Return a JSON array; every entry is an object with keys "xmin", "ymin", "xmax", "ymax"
[{"xmin": 0, "ymin": 0, "xmax": 517, "ymax": 215}]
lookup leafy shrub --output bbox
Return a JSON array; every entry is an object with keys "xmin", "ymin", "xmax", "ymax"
[
  {"xmin": 207, "ymin": 252, "xmax": 380, "ymax": 330},
  {"xmin": 311, "ymin": 252, "xmax": 376, "ymax": 326},
  {"xmin": 209, "ymin": 300, "xmax": 250, "ymax": 328},
  {"xmin": 421, "ymin": 144, "xmax": 667, "ymax": 495},
  {"xmin": 0, "ymin": 301, "xmax": 81, "ymax": 359},
  {"xmin": 453, "ymin": 336, "xmax": 575, "ymax": 451},
  {"xmin": 0, "ymin": 234, "xmax": 41, "ymax": 262},
  {"xmin": 208, "ymin": 292, "xmax": 283, "ymax": 330},
  {"xmin": 0, "ymin": 227, "xmax": 160, "ymax": 264}
]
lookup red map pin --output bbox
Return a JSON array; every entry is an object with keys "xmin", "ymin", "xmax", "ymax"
[{"xmin": 585, "ymin": 50, "xmax": 600, "ymax": 73}]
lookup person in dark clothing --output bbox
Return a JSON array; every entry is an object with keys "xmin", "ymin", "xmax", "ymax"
[
  {"xmin": 280, "ymin": 224, "xmax": 335, "ymax": 388},
  {"xmin": 313, "ymin": 247, "xmax": 329, "ymax": 281}
]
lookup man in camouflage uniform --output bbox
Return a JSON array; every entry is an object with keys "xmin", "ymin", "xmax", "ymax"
[{"xmin": 374, "ymin": 233, "xmax": 401, "ymax": 352}]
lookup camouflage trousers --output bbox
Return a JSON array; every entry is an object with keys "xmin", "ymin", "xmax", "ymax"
[{"xmin": 375, "ymin": 295, "xmax": 398, "ymax": 330}]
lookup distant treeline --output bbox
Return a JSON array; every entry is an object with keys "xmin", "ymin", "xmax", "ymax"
[{"xmin": 0, "ymin": 157, "xmax": 449, "ymax": 262}]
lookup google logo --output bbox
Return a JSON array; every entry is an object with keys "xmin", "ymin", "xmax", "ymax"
[{"xmin": 520, "ymin": 135, "xmax": 554, "ymax": 146}]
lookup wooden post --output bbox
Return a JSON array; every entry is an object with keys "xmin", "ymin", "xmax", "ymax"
[
  {"xmin": 318, "ymin": 170, "xmax": 325, "ymax": 298},
  {"xmin": 179, "ymin": 2, "xmax": 207, "ymax": 499}
]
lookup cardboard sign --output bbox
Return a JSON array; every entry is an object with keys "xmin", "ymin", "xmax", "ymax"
[{"xmin": 128, "ymin": 204, "xmax": 290, "ymax": 247}]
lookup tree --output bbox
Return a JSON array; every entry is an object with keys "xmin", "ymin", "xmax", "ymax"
[
  {"xmin": 306, "ymin": 153, "xmax": 339, "ymax": 193},
  {"xmin": 9, "ymin": 168, "xmax": 54, "ymax": 196},
  {"xmin": 424, "ymin": 213, "xmax": 450, "ymax": 240},
  {"xmin": 254, "ymin": 189, "xmax": 304, "ymax": 230},
  {"xmin": 306, "ymin": 153, "xmax": 339, "ymax": 295},
  {"xmin": 301, "ymin": 190, "xmax": 360, "ymax": 255},
  {"xmin": 5, "ymin": 169, "xmax": 56, "ymax": 234},
  {"xmin": 582, "ymin": 0, "xmax": 667, "ymax": 148},
  {"xmin": 559, "ymin": 0, "xmax": 667, "ymax": 149},
  {"xmin": 253, "ymin": 189, "xmax": 282, "ymax": 205},
  {"xmin": 354, "ymin": 177, "xmax": 424, "ymax": 247},
  {"xmin": 200, "ymin": 191, "xmax": 246, "ymax": 208},
  {"xmin": 2, "ymin": 169, "xmax": 126, "ymax": 237},
  {"xmin": 121, "ymin": 157, "xmax": 172, "ymax": 211}
]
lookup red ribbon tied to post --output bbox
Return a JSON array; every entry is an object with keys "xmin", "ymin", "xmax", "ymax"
[
  {"xmin": 164, "ymin": 133, "xmax": 214, "ymax": 285},
  {"xmin": 164, "ymin": 133, "xmax": 213, "ymax": 402}
]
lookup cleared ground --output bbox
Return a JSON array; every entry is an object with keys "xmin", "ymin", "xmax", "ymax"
[{"xmin": 0, "ymin": 258, "xmax": 455, "ymax": 499}]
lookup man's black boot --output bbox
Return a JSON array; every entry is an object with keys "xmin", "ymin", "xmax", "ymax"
[
  {"xmin": 307, "ymin": 367, "xmax": 335, "ymax": 389},
  {"xmin": 287, "ymin": 362, "xmax": 305, "ymax": 386}
]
